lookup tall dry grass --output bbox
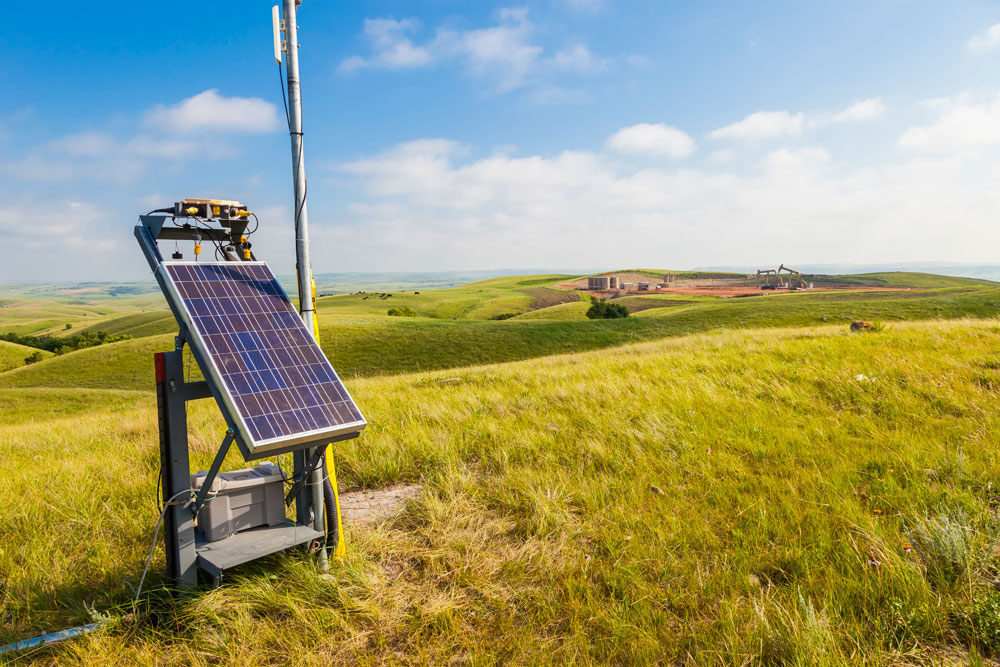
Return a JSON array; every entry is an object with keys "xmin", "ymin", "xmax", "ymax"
[{"xmin": 3, "ymin": 320, "xmax": 1000, "ymax": 663}]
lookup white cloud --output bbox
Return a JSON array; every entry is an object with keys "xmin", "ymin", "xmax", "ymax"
[
  {"xmin": 338, "ymin": 9, "xmax": 607, "ymax": 95},
  {"xmin": 967, "ymin": 23, "xmax": 1000, "ymax": 54},
  {"xmin": 0, "ymin": 198, "xmax": 104, "ymax": 246},
  {"xmin": 831, "ymin": 97, "xmax": 885, "ymax": 122},
  {"xmin": 606, "ymin": 123, "xmax": 695, "ymax": 158},
  {"xmin": 709, "ymin": 111, "xmax": 806, "ymax": 141},
  {"xmin": 47, "ymin": 132, "xmax": 117, "ymax": 158},
  {"xmin": 7, "ymin": 105, "xmax": 241, "ymax": 184},
  {"xmin": 758, "ymin": 146, "xmax": 830, "ymax": 171},
  {"xmin": 710, "ymin": 98, "xmax": 884, "ymax": 141},
  {"xmin": 144, "ymin": 89, "xmax": 279, "ymax": 134},
  {"xmin": 553, "ymin": 44, "xmax": 609, "ymax": 74},
  {"xmin": 708, "ymin": 149, "xmax": 733, "ymax": 163},
  {"xmin": 899, "ymin": 94, "xmax": 1000, "ymax": 153},
  {"xmin": 433, "ymin": 8, "xmax": 543, "ymax": 93},
  {"xmin": 324, "ymin": 132, "xmax": 1000, "ymax": 272},
  {"xmin": 0, "ymin": 197, "xmax": 127, "ymax": 280},
  {"xmin": 337, "ymin": 18, "xmax": 432, "ymax": 73},
  {"xmin": 525, "ymin": 86, "xmax": 592, "ymax": 106}
]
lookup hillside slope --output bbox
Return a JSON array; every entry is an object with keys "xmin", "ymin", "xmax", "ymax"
[
  {"xmin": 4, "ymin": 286, "xmax": 1000, "ymax": 391},
  {"xmin": 0, "ymin": 340, "xmax": 51, "ymax": 372},
  {"xmin": 0, "ymin": 335, "xmax": 178, "ymax": 390},
  {"xmin": 4, "ymin": 320, "xmax": 1000, "ymax": 663}
]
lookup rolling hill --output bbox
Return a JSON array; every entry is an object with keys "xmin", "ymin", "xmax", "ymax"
[{"xmin": 0, "ymin": 339, "xmax": 51, "ymax": 372}]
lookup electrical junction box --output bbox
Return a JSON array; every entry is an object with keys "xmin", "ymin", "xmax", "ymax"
[{"xmin": 192, "ymin": 462, "xmax": 286, "ymax": 542}]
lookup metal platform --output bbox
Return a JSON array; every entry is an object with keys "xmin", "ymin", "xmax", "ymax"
[{"xmin": 195, "ymin": 521, "xmax": 322, "ymax": 581}]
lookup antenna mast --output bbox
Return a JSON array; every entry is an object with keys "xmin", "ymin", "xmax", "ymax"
[
  {"xmin": 278, "ymin": 0, "xmax": 328, "ymax": 572},
  {"xmin": 282, "ymin": 0, "xmax": 312, "ymax": 330}
]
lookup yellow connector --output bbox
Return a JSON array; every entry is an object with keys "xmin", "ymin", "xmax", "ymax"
[
  {"xmin": 185, "ymin": 206, "xmax": 199, "ymax": 215},
  {"xmin": 243, "ymin": 247, "xmax": 251, "ymax": 260},
  {"xmin": 234, "ymin": 210, "xmax": 252, "ymax": 217},
  {"xmin": 194, "ymin": 243, "xmax": 202, "ymax": 256}
]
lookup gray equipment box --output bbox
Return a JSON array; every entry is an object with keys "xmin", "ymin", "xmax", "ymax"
[{"xmin": 192, "ymin": 462, "xmax": 286, "ymax": 542}]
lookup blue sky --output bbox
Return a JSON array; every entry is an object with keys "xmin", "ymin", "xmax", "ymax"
[{"xmin": 1, "ymin": 1, "xmax": 999, "ymax": 282}]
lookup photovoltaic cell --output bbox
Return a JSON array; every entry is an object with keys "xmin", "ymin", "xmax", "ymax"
[{"xmin": 159, "ymin": 262, "xmax": 365, "ymax": 454}]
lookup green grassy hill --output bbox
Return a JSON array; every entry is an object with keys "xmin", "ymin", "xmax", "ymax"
[
  {"xmin": 826, "ymin": 271, "xmax": 997, "ymax": 288},
  {"xmin": 4, "ymin": 320, "xmax": 1000, "ymax": 663},
  {"xmin": 0, "ymin": 340, "xmax": 51, "ymax": 372},
  {"xmin": 4, "ymin": 283, "xmax": 1000, "ymax": 391},
  {"xmin": 79, "ymin": 311, "xmax": 176, "ymax": 338},
  {"xmin": 0, "ymin": 335, "xmax": 177, "ymax": 391},
  {"xmin": 512, "ymin": 300, "xmax": 591, "ymax": 320}
]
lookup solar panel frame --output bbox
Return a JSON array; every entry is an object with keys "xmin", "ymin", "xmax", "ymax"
[{"xmin": 156, "ymin": 260, "xmax": 366, "ymax": 458}]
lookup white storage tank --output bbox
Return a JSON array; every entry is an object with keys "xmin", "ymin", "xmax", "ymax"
[{"xmin": 587, "ymin": 276, "xmax": 611, "ymax": 290}]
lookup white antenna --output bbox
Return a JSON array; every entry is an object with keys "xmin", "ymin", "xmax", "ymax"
[{"xmin": 272, "ymin": 5, "xmax": 283, "ymax": 64}]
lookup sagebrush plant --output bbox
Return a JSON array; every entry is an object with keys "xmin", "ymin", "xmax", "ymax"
[{"xmin": 905, "ymin": 507, "xmax": 997, "ymax": 591}]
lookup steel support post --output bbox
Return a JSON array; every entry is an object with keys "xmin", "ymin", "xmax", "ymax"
[{"xmin": 155, "ymin": 350, "xmax": 198, "ymax": 589}]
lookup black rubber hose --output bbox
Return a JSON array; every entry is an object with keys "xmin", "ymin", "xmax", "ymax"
[{"xmin": 321, "ymin": 450, "xmax": 339, "ymax": 554}]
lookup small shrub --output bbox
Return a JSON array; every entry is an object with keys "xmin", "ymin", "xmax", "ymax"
[
  {"xmin": 490, "ymin": 313, "xmax": 517, "ymax": 321},
  {"xmin": 955, "ymin": 590, "xmax": 1000, "ymax": 656},
  {"xmin": 585, "ymin": 298, "xmax": 629, "ymax": 320},
  {"xmin": 387, "ymin": 306, "xmax": 418, "ymax": 317},
  {"xmin": 23, "ymin": 351, "xmax": 44, "ymax": 365},
  {"xmin": 64, "ymin": 323, "xmax": 72, "ymax": 330},
  {"xmin": 1, "ymin": 330, "xmax": 130, "ymax": 354},
  {"xmin": 905, "ymin": 507, "xmax": 995, "ymax": 590}
]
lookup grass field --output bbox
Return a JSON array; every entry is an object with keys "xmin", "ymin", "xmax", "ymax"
[
  {"xmin": 4, "ymin": 320, "xmax": 1000, "ymax": 663},
  {"xmin": 5, "ymin": 270, "xmax": 1000, "ymax": 664}
]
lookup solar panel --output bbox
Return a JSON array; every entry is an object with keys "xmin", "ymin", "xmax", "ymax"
[{"xmin": 158, "ymin": 261, "xmax": 366, "ymax": 456}]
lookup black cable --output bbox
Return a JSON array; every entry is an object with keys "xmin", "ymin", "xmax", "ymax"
[
  {"xmin": 278, "ymin": 59, "xmax": 308, "ymax": 244},
  {"xmin": 247, "ymin": 212, "xmax": 260, "ymax": 236},
  {"xmin": 278, "ymin": 63, "xmax": 291, "ymax": 128},
  {"xmin": 145, "ymin": 207, "xmax": 174, "ymax": 216},
  {"xmin": 190, "ymin": 216, "xmax": 227, "ymax": 260},
  {"xmin": 321, "ymin": 450, "xmax": 339, "ymax": 554}
]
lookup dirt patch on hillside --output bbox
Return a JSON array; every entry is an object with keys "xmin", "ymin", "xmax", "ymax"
[
  {"xmin": 520, "ymin": 287, "xmax": 581, "ymax": 310},
  {"xmin": 568, "ymin": 284, "xmax": 917, "ymax": 298},
  {"xmin": 616, "ymin": 298, "xmax": 697, "ymax": 313},
  {"xmin": 340, "ymin": 483, "xmax": 422, "ymax": 527}
]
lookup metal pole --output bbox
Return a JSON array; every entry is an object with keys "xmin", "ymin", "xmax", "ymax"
[{"xmin": 282, "ymin": 0, "xmax": 327, "ymax": 572}]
